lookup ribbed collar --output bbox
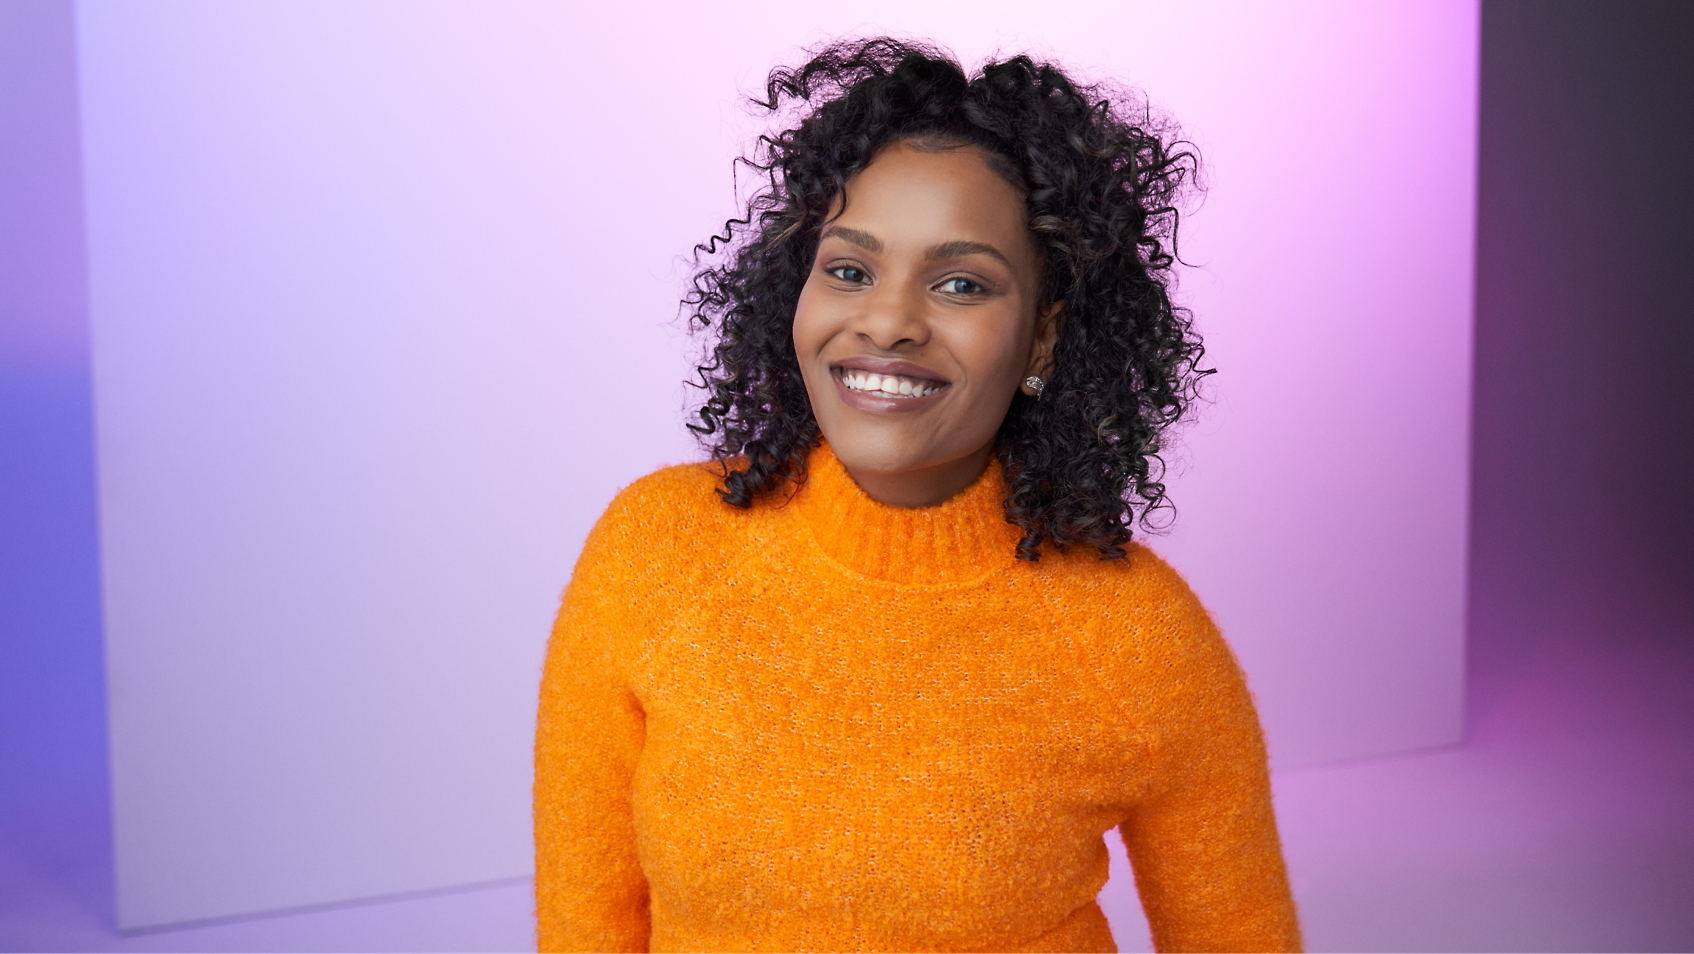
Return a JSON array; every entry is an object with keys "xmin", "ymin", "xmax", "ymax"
[{"xmin": 791, "ymin": 442, "xmax": 1019, "ymax": 586}]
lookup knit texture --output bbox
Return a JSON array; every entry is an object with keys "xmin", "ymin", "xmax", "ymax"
[{"xmin": 534, "ymin": 443, "xmax": 1301, "ymax": 952}]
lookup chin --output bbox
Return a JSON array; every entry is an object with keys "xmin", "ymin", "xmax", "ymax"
[
  {"xmin": 827, "ymin": 435, "xmax": 920, "ymax": 475},
  {"xmin": 824, "ymin": 425, "xmax": 963, "ymax": 477}
]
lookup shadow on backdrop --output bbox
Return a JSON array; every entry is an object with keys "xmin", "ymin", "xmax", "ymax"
[{"xmin": 1469, "ymin": 0, "xmax": 1694, "ymax": 695}]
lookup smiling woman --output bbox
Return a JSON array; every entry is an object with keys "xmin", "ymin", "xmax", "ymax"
[{"xmin": 534, "ymin": 38, "xmax": 1301, "ymax": 953}]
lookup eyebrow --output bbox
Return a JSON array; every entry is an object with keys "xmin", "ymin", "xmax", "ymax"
[
  {"xmin": 924, "ymin": 240, "xmax": 1013, "ymax": 269},
  {"xmin": 818, "ymin": 225, "xmax": 882, "ymax": 253},
  {"xmin": 818, "ymin": 227, "xmax": 1013, "ymax": 269}
]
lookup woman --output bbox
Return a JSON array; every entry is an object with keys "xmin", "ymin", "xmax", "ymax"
[{"xmin": 535, "ymin": 38, "xmax": 1301, "ymax": 953}]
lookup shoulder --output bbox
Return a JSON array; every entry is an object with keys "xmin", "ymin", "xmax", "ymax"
[
  {"xmin": 1045, "ymin": 541, "xmax": 1247, "ymax": 710},
  {"xmin": 1042, "ymin": 540, "xmax": 1214, "ymax": 640},
  {"xmin": 597, "ymin": 460, "xmax": 729, "ymax": 527},
  {"xmin": 575, "ymin": 461, "xmax": 736, "ymax": 571},
  {"xmin": 555, "ymin": 462, "xmax": 740, "ymax": 647}
]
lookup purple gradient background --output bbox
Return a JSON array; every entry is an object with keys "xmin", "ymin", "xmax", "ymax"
[
  {"xmin": 2, "ymin": 1, "xmax": 1691, "ymax": 951},
  {"xmin": 68, "ymin": 0, "xmax": 1477, "ymax": 933}
]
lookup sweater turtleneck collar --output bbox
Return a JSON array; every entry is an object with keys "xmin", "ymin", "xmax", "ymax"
[{"xmin": 791, "ymin": 441, "xmax": 1021, "ymax": 586}]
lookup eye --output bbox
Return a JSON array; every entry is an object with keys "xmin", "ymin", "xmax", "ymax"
[
  {"xmin": 936, "ymin": 276, "xmax": 983, "ymax": 295},
  {"xmin": 827, "ymin": 264, "xmax": 870, "ymax": 284}
]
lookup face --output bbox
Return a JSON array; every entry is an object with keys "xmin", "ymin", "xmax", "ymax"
[{"xmin": 792, "ymin": 141, "xmax": 1062, "ymax": 508}]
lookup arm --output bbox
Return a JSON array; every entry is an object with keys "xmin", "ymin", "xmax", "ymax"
[
  {"xmin": 534, "ymin": 534, "xmax": 650, "ymax": 952},
  {"xmin": 1113, "ymin": 564, "xmax": 1301, "ymax": 952}
]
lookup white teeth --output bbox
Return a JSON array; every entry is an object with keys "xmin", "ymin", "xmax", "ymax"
[{"xmin": 841, "ymin": 370, "xmax": 941, "ymax": 397}]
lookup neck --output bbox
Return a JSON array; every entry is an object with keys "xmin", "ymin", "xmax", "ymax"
[{"xmin": 841, "ymin": 443, "xmax": 996, "ymax": 509}]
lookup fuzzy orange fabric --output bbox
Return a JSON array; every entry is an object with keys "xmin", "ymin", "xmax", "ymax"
[{"xmin": 534, "ymin": 443, "xmax": 1301, "ymax": 952}]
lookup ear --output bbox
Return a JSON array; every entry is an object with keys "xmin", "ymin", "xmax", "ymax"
[{"xmin": 1020, "ymin": 300, "xmax": 1066, "ymax": 396}]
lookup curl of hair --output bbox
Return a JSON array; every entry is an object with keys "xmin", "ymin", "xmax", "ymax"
[{"xmin": 684, "ymin": 37, "xmax": 1209, "ymax": 561}]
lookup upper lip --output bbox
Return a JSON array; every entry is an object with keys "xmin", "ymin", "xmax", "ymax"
[{"xmin": 831, "ymin": 355, "xmax": 949, "ymax": 384}]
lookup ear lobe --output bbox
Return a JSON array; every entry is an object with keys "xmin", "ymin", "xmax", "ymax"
[{"xmin": 1027, "ymin": 300, "xmax": 1066, "ymax": 379}]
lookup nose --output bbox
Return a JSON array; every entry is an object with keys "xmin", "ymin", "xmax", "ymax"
[{"xmin": 852, "ymin": 281, "xmax": 930, "ymax": 351}]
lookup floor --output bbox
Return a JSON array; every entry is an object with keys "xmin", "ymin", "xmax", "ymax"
[{"xmin": 3, "ymin": 615, "xmax": 1691, "ymax": 952}]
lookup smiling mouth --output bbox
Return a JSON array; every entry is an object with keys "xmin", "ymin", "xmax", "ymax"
[{"xmin": 835, "ymin": 368, "xmax": 948, "ymax": 398}]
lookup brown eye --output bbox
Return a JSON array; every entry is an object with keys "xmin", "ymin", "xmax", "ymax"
[
  {"xmin": 937, "ymin": 277, "xmax": 982, "ymax": 295},
  {"xmin": 828, "ymin": 265, "xmax": 869, "ymax": 284}
]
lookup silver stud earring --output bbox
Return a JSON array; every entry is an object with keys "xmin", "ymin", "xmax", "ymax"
[{"xmin": 1024, "ymin": 375, "xmax": 1045, "ymax": 397}]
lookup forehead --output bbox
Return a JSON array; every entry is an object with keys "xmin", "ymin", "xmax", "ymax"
[{"xmin": 832, "ymin": 142, "xmax": 1033, "ymax": 252}]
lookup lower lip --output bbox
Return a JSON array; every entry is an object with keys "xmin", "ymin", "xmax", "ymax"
[{"xmin": 832, "ymin": 371, "xmax": 949, "ymax": 414}]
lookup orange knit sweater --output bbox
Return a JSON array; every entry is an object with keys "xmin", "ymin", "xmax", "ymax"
[{"xmin": 534, "ymin": 444, "xmax": 1301, "ymax": 952}]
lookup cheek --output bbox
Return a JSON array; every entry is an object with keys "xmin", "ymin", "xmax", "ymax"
[
  {"xmin": 791, "ymin": 281, "xmax": 820, "ymax": 352},
  {"xmin": 955, "ymin": 312, "xmax": 1034, "ymax": 391},
  {"xmin": 790, "ymin": 281, "xmax": 832, "ymax": 391}
]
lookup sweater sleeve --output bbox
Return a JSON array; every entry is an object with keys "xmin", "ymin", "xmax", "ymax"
[
  {"xmin": 1112, "ymin": 555, "xmax": 1302, "ymax": 953},
  {"xmin": 534, "ymin": 505, "xmax": 652, "ymax": 952}
]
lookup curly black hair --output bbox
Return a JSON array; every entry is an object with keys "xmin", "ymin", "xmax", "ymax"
[{"xmin": 684, "ymin": 37, "xmax": 1208, "ymax": 561}]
